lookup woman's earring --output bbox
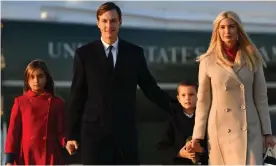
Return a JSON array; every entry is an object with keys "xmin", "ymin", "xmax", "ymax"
[{"xmin": 237, "ymin": 36, "xmax": 239, "ymax": 41}]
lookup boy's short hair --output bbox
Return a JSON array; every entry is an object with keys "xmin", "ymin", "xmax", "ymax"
[{"xmin": 177, "ymin": 80, "xmax": 198, "ymax": 95}]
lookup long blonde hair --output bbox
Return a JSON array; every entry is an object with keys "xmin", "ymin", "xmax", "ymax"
[{"xmin": 198, "ymin": 11, "xmax": 265, "ymax": 71}]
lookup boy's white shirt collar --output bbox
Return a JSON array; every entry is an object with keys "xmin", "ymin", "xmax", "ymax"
[{"xmin": 183, "ymin": 111, "xmax": 194, "ymax": 118}]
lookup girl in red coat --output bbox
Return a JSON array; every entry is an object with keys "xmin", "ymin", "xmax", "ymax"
[{"xmin": 5, "ymin": 59, "xmax": 66, "ymax": 165}]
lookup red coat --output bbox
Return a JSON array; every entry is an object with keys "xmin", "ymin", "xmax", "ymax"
[{"xmin": 5, "ymin": 90, "xmax": 66, "ymax": 165}]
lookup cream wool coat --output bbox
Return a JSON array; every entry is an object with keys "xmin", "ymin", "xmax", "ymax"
[{"xmin": 192, "ymin": 54, "xmax": 272, "ymax": 165}]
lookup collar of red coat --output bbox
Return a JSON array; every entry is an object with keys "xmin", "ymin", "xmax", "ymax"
[{"xmin": 25, "ymin": 90, "xmax": 52, "ymax": 98}]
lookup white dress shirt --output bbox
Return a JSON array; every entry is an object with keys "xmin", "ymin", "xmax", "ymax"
[
  {"xmin": 101, "ymin": 37, "xmax": 119, "ymax": 67},
  {"xmin": 184, "ymin": 111, "xmax": 194, "ymax": 118}
]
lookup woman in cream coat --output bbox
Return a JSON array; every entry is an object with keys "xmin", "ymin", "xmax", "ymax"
[{"xmin": 190, "ymin": 11, "xmax": 275, "ymax": 165}]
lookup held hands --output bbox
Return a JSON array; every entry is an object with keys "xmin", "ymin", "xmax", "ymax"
[
  {"xmin": 188, "ymin": 139, "xmax": 203, "ymax": 153},
  {"xmin": 66, "ymin": 140, "xmax": 78, "ymax": 155},
  {"xmin": 178, "ymin": 146, "xmax": 195, "ymax": 161},
  {"xmin": 178, "ymin": 140, "xmax": 204, "ymax": 163}
]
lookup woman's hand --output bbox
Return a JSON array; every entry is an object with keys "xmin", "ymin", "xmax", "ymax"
[
  {"xmin": 264, "ymin": 135, "xmax": 276, "ymax": 148},
  {"xmin": 189, "ymin": 138, "xmax": 201, "ymax": 152}
]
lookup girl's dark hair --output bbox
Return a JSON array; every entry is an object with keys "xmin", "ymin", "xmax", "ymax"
[{"xmin": 23, "ymin": 59, "xmax": 55, "ymax": 95}]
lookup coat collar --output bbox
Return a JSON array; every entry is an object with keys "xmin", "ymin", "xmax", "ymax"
[
  {"xmin": 25, "ymin": 90, "xmax": 52, "ymax": 99},
  {"xmin": 215, "ymin": 53, "xmax": 246, "ymax": 84},
  {"xmin": 233, "ymin": 53, "xmax": 246, "ymax": 72}
]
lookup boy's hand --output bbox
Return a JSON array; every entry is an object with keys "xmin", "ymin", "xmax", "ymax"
[
  {"xmin": 178, "ymin": 146, "xmax": 196, "ymax": 160},
  {"xmin": 185, "ymin": 140, "xmax": 194, "ymax": 152},
  {"xmin": 6, "ymin": 163, "xmax": 12, "ymax": 166}
]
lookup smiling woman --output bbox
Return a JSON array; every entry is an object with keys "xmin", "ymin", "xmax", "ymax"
[
  {"xmin": 191, "ymin": 11, "xmax": 275, "ymax": 165},
  {"xmin": 219, "ymin": 18, "xmax": 239, "ymax": 48}
]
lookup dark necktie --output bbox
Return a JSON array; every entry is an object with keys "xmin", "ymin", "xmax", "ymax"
[{"xmin": 107, "ymin": 45, "xmax": 114, "ymax": 73}]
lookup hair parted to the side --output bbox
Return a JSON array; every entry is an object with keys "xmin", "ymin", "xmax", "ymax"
[
  {"xmin": 197, "ymin": 11, "xmax": 265, "ymax": 71},
  {"xmin": 177, "ymin": 79, "xmax": 198, "ymax": 95},
  {"xmin": 96, "ymin": 2, "xmax": 122, "ymax": 22},
  {"xmin": 23, "ymin": 59, "xmax": 55, "ymax": 95}
]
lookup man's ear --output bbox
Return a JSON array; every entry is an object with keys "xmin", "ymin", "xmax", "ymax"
[
  {"xmin": 119, "ymin": 19, "xmax": 122, "ymax": 25},
  {"xmin": 97, "ymin": 20, "xmax": 100, "ymax": 28}
]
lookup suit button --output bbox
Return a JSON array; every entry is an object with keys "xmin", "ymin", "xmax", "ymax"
[
  {"xmin": 228, "ymin": 129, "xmax": 231, "ymax": 133},
  {"xmin": 43, "ymin": 136, "xmax": 46, "ymax": 140},
  {"xmin": 240, "ymin": 84, "xmax": 244, "ymax": 89},
  {"xmin": 224, "ymin": 108, "xmax": 231, "ymax": 112},
  {"xmin": 240, "ymin": 105, "xmax": 246, "ymax": 110}
]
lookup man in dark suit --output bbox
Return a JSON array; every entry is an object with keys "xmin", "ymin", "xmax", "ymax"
[{"xmin": 66, "ymin": 2, "xmax": 175, "ymax": 165}]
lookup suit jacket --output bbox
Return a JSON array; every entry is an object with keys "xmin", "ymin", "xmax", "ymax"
[
  {"xmin": 157, "ymin": 103, "xmax": 208, "ymax": 165},
  {"xmin": 192, "ymin": 54, "xmax": 271, "ymax": 165},
  {"xmin": 67, "ymin": 39, "xmax": 173, "ymax": 161}
]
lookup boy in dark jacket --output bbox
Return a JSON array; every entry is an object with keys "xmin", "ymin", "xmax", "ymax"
[{"xmin": 156, "ymin": 80, "xmax": 208, "ymax": 165}]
